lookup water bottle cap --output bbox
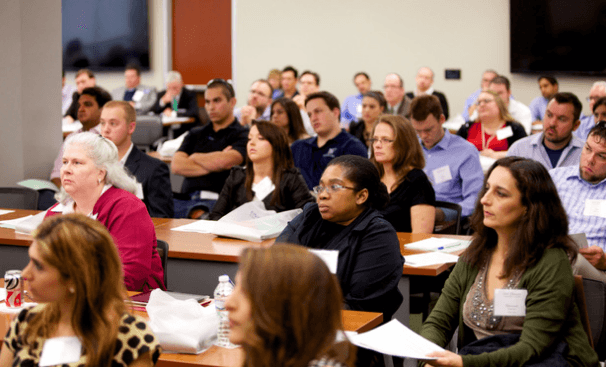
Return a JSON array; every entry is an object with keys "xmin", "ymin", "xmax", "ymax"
[{"xmin": 219, "ymin": 275, "xmax": 230, "ymax": 282}]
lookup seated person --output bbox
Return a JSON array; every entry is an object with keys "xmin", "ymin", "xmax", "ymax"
[
  {"xmin": 383, "ymin": 73, "xmax": 412, "ymax": 119},
  {"xmin": 0, "ymin": 213, "xmax": 161, "ymax": 366},
  {"xmin": 458, "ymin": 90, "xmax": 527, "ymax": 159},
  {"xmin": 111, "ymin": 63, "xmax": 157, "ymax": 115},
  {"xmin": 100, "ymin": 101, "xmax": 174, "ymax": 218},
  {"xmin": 529, "ymin": 76, "xmax": 558, "ymax": 126},
  {"xmin": 291, "ymin": 91, "xmax": 367, "ymax": 189},
  {"xmin": 277, "ymin": 155, "xmax": 404, "ymax": 321},
  {"xmin": 267, "ymin": 68, "xmax": 282, "ymax": 99},
  {"xmin": 234, "ymin": 79, "xmax": 273, "ymax": 127},
  {"xmin": 171, "ymin": 79, "xmax": 248, "ymax": 218},
  {"xmin": 462, "ymin": 69, "xmax": 498, "ymax": 121},
  {"xmin": 46, "ymin": 132, "xmax": 164, "ymax": 291},
  {"xmin": 420, "ymin": 157, "xmax": 598, "ymax": 366},
  {"xmin": 341, "ymin": 72, "xmax": 372, "ymax": 128},
  {"xmin": 63, "ymin": 69, "xmax": 96, "ymax": 123},
  {"xmin": 370, "ymin": 115, "xmax": 436, "ymax": 233},
  {"xmin": 270, "ymin": 97, "xmax": 309, "ymax": 144},
  {"xmin": 225, "ymin": 244, "xmax": 356, "ymax": 367},
  {"xmin": 575, "ymin": 82, "xmax": 606, "ymax": 141},
  {"xmin": 405, "ymin": 67, "xmax": 449, "ymax": 120},
  {"xmin": 550, "ymin": 121, "xmax": 606, "ymax": 283},
  {"xmin": 151, "ymin": 70, "xmax": 200, "ymax": 136},
  {"xmin": 209, "ymin": 121, "xmax": 313, "ymax": 220},
  {"xmin": 410, "ymin": 95, "xmax": 483, "ymax": 221},
  {"xmin": 348, "ymin": 91, "xmax": 387, "ymax": 148}
]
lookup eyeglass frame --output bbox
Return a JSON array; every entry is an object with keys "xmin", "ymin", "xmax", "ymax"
[
  {"xmin": 368, "ymin": 137, "xmax": 395, "ymax": 145},
  {"xmin": 312, "ymin": 183, "xmax": 357, "ymax": 195}
]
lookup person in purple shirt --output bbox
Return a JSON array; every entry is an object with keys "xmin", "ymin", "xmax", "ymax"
[{"xmin": 340, "ymin": 72, "xmax": 372, "ymax": 128}]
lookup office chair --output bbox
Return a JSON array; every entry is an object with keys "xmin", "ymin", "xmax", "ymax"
[
  {"xmin": 0, "ymin": 187, "xmax": 39, "ymax": 210},
  {"xmin": 582, "ymin": 277, "xmax": 606, "ymax": 360},
  {"xmin": 433, "ymin": 201, "xmax": 462, "ymax": 235},
  {"xmin": 132, "ymin": 115, "xmax": 163, "ymax": 152}
]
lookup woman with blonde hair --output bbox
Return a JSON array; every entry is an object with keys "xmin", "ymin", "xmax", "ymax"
[
  {"xmin": 457, "ymin": 90, "xmax": 527, "ymax": 159},
  {"xmin": 370, "ymin": 115, "xmax": 436, "ymax": 233},
  {"xmin": 0, "ymin": 214, "xmax": 161, "ymax": 367},
  {"xmin": 225, "ymin": 244, "xmax": 356, "ymax": 367}
]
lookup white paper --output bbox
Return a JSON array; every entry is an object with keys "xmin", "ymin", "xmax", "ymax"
[
  {"xmin": 496, "ymin": 126, "xmax": 514, "ymax": 140},
  {"xmin": 405, "ymin": 237, "xmax": 465, "ymax": 251},
  {"xmin": 309, "ymin": 249, "xmax": 338, "ymax": 274},
  {"xmin": 583, "ymin": 199, "xmax": 606, "ymax": 219},
  {"xmin": 570, "ymin": 233, "xmax": 589, "ymax": 249},
  {"xmin": 494, "ymin": 289, "xmax": 527, "ymax": 316},
  {"xmin": 0, "ymin": 215, "xmax": 34, "ymax": 229},
  {"xmin": 479, "ymin": 155, "xmax": 497, "ymax": 173},
  {"xmin": 18, "ymin": 179, "xmax": 60, "ymax": 192},
  {"xmin": 404, "ymin": 252, "xmax": 460, "ymax": 267},
  {"xmin": 0, "ymin": 288, "xmax": 5, "ymax": 301},
  {"xmin": 62, "ymin": 121, "xmax": 83, "ymax": 133},
  {"xmin": 39, "ymin": 337, "xmax": 82, "ymax": 366},
  {"xmin": 146, "ymin": 289, "xmax": 219, "ymax": 354},
  {"xmin": 347, "ymin": 319, "xmax": 444, "ymax": 359},
  {"xmin": 432, "ymin": 165, "xmax": 452, "ymax": 185},
  {"xmin": 158, "ymin": 131, "xmax": 188, "ymax": 156},
  {"xmin": 0, "ymin": 209, "xmax": 15, "ymax": 216},
  {"xmin": 13, "ymin": 211, "xmax": 46, "ymax": 234},
  {"xmin": 161, "ymin": 116, "xmax": 191, "ymax": 124}
]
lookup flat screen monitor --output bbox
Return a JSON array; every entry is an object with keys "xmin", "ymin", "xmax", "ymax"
[
  {"xmin": 510, "ymin": 0, "xmax": 606, "ymax": 76},
  {"xmin": 62, "ymin": 0, "xmax": 150, "ymax": 72}
]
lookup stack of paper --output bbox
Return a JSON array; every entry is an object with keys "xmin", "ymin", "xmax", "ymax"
[
  {"xmin": 346, "ymin": 319, "xmax": 444, "ymax": 359},
  {"xmin": 0, "ymin": 210, "xmax": 15, "ymax": 216}
]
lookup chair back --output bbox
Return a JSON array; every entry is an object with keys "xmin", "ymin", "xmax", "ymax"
[
  {"xmin": 573, "ymin": 275, "xmax": 594, "ymax": 348},
  {"xmin": 582, "ymin": 277, "xmax": 606, "ymax": 360},
  {"xmin": 0, "ymin": 187, "xmax": 39, "ymax": 209},
  {"xmin": 132, "ymin": 115, "xmax": 163, "ymax": 152},
  {"xmin": 433, "ymin": 201, "xmax": 462, "ymax": 235},
  {"xmin": 156, "ymin": 239, "xmax": 169, "ymax": 289}
]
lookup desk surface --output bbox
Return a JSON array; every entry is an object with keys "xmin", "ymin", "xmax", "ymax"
[{"xmin": 148, "ymin": 151, "xmax": 173, "ymax": 164}]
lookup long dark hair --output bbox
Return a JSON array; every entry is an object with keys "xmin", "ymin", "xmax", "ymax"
[
  {"xmin": 462, "ymin": 157, "xmax": 578, "ymax": 278},
  {"xmin": 245, "ymin": 120, "xmax": 294, "ymax": 206},
  {"xmin": 271, "ymin": 97, "xmax": 307, "ymax": 143}
]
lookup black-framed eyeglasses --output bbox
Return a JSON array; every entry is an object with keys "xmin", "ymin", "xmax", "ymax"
[
  {"xmin": 368, "ymin": 137, "xmax": 395, "ymax": 145},
  {"xmin": 207, "ymin": 78, "xmax": 235, "ymax": 99},
  {"xmin": 313, "ymin": 184, "xmax": 357, "ymax": 195}
]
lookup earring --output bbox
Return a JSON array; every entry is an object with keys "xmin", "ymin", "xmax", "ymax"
[
  {"xmin": 69, "ymin": 287, "xmax": 75, "ymax": 294},
  {"xmin": 98, "ymin": 178, "xmax": 102, "ymax": 185}
]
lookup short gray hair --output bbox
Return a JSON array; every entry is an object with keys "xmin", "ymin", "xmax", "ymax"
[
  {"xmin": 166, "ymin": 71, "xmax": 183, "ymax": 85},
  {"xmin": 591, "ymin": 81, "xmax": 606, "ymax": 91},
  {"xmin": 55, "ymin": 132, "xmax": 138, "ymax": 204}
]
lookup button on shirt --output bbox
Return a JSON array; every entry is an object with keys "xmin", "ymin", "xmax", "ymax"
[
  {"xmin": 421, "ymin": 130, "xmax": 484, "ymax": 217},
  {"xmin": 507, "ymin": 132, "xmax": 584, "ymax": 169},
  {"xmin": 550, "ymin": 165, "xmax": 606, "ymax": 250}
]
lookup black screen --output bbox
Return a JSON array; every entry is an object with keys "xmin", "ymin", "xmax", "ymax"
[
  {"xmin": 62, "ymin": 0, "xmax": 150, "ymax": 71},
  {"xmin": 510, "ymin": 0, "xmax": 606, "ymax": 76}
]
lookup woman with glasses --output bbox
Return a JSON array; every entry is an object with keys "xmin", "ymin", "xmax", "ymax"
[
  {"xmin": 209, "ymin": 120, "xmax": 313, "ymax": 220},
  {"xmin": 370, "ymin": 115, "xmax": 436, "ymax": 233},
  {"xmin": 457, "ymin": 90, "xmax": 527, "ymax": 159},
  {"xmin": 348, "ymin": 91, "xmax": 387, "ymax": 148},
  {"xmin": 270, "ymin": 97, "xmax": 310, "ymax": 144},
  {"xmin": 276, "ymin": 155, "xmax": 403, "ymax": 321}
]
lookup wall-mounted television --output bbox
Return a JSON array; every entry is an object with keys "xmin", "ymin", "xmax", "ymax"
[
  {"xmin": 510, "ymin": 0, "xmax": 606, "ymax": 76},
  {"xmin": 62, "ymin": 0, "xmax": 150, "ymax": 72}
]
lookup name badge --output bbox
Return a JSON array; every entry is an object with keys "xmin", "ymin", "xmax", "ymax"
[
  {"xmin": 40, "ymin": 336, "xmax": 82, "ymax": 366},
  {"xmin": 132, "ymin": 90, "xmax": 145, "ymax": 102},
  {"xmin": 432, "ymin": 165, "xmax": 452, "ymax": 184},
  {"xmin": 583, "ymin": 199, "xmax": 606, "ymax": 219},
  {"xmin": 135, "ymin": 182, "xmax": 144, "ymax": 200},
  {"xmin": 493, "ymin": 289, "xmax": 527, "ymax": 317},
  {"xmin": 496, "ymin": 126, "xmax": 514, "ymax": 140},
  {"xmin": 309, "ymin": 249, "xmax": 338, "ymax": 274}
]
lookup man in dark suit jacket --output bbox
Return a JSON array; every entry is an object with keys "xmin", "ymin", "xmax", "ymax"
[
  {"xmin": 152, "ymin": 70, "xmax": 200, "ymax": 136},
  {"xmin": 406, "ymin": 67, "xmax": 450, "ymax": 120},
  {"xmin": 383, "ymin": 73, "xmax": 412, "ymax": 119},
  {"xmin": 101, "ymin": 101, "xmax": 174, "ymax": 218}
]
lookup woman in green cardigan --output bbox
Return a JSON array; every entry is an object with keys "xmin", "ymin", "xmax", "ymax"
[{"xmin": 420, "ymin": 157, "xmax": 598, "ymax": 367}]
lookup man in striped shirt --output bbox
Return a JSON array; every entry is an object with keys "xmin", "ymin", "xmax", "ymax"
[{"xmin": 551, "ymin": 121, "xmax": 606, "ymax": 282}]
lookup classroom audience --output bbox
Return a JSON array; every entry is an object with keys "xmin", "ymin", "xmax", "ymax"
[
  {"xmin": 348, "ymin": 91, "xmax": 387, "ymax": 148},
  {"xmin": 234, "ymin": 79, "xmax": 273, "ymax": 127},
  {"xmin": 529, "ymin": 76, "xmax": 559, "ymax": 126},
  {"xmin": 483, "ymin": 76, "xmax": 533, "ymax": 135},
  {"xmin": 209, "ymin": 121, "xmax": 313, "ymax": 220},
  {"xmin": 46, "ymin": 132, "xmax": 164, "ymax": 291},
  {"xmin": 274, "ymin": 66, "xmax": 299, "ymax": 99},
  {"xmin": 576, "ymin": 82, "xmax": 606, "ymax": 141},
  {"xmin": 370, "ymin": 115, "xmax": 436, "ymax": 233},
  {"xmin": 0, "ymin": 214, "xmax": 161, "ymax": 367},
  {"xmin": 171, "ymin": 78, "xmax": 248, "ymax": 218},
  {"xmin": 151, "ymin": 70, "xmax": 200, "ymax": 136},
  {"xmin": 341, "ymin": 72, "xmax": 372, "ymax": 128},
  {"xmin": 458, "ymin": 90, "xmax": 527, "ymax": 159},
  {"xmin": 420, "ymin": 157, "xmax": 598, "ymax": 366},
  {"xmin": 277, "ymin": 155, "xmax": 404, "ymax": 321},
  {"xmin": 111, "ymin": 63, "xmax": 158, "ymax": 115},
  {"xmin": 270, "ymin": 97, "xmax": 310, "ymax": 144},
  {"xmin": 63, "ymin": 69, "xmax": 97, "ymax": 123},
  {"xmin": 405, "ymin": 67, "xmax": 449, "ymax": 120},
  {"xmin": 225, "ymin": 244, "xmax": 356, "ymax": 367}
]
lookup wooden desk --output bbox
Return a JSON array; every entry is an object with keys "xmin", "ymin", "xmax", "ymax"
[
  {"xmin": 162, "ymin": 117, "xmax": 195, "ymax": 139},
  {"xmin": 148, "ymin": 151, "xmax": 173, "ymax": 165}
]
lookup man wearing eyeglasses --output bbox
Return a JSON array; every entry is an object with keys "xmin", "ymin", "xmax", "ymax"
[
  {"xmin": 383, "ymin": 73, "xmax": 412, "ymax": 119},
  {"xmin": 410, "ymin": 95, "xmax": 483, "ymax": 222},
  {"xmin": 574, "ymin": 81, "xmax": 606, "ymax": 141},
  {"xmin": 171, "ymin": 79, "xmax": 248, "ymax": 218},
  {"xmin": 507, "ymin": 93, "xmax": 583, "ymax": 170},
  {"xmin": 234, "ymin": 79, "xmax": 273, "ymax": 127},
  {"xmin": 551, "ymin": 121, "xmax": 606, "ymax": 283}
]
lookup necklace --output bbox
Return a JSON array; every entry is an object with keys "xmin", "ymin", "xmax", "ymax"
[{"xmin": 469, "ymin": 266, "xmax": 518, "ymax": 330}]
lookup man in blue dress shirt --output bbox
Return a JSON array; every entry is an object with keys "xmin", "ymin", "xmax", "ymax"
[
  {"xmin": 462, "ymin": 69, "xmax": 497, "ymax": 121},
  {"xmin": 575, "ymin": 81, "xmax": 606, "ymax": 141},
  {"xmin": 529, "ymin": 76, "xmax": 558, "ymax": 127},
  {"xmin": 341, "ymin": 72, "xmax": 372, "ymax": 128}
]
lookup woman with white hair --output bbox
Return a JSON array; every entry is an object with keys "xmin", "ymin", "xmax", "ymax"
[{"xmin": 45, "ymin": 132, "xmax": 164, "ymax": 291}]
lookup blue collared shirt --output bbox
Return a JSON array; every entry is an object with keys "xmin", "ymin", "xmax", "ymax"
[
  {"xmin": 462, "ymin": 89, "xmax": 481, "ymax": 121},
  {"xmin": 507, "ymin": 132, "xmax": 584, "ymax": 169},
  {"xmin": 340, "ymin": 93, "xmax": 363, "ymax": 127},
  {"xmin": 529, "ymin": 96, "xmax": 549, "ymax": 121},
  {"xmin": 575, "ymin": 114, "xmax": 595, "ymax": 141},
  {"xmin": 550, "ymin": 165, "xmax": 606, "ymax": 250},
  {"xmin": 291, "ymin": 130, "xmax": 367, "ymax": 189},
  {"xmin": 421, "ymin": 130, "xmax": 484, "ymax": 216}
]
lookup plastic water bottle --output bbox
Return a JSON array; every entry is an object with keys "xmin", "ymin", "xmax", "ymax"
[{"xmin": 214, "ymin": 275, "xmax": 236, "ymax": 348}]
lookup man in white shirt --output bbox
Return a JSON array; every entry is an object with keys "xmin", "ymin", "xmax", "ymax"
[{"xmin": 487, "ymin": 75, "xmax": 532, "ymax": 134}]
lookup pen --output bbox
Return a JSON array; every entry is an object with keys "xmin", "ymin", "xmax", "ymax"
[{"xmin": 437, "ymin": 243, "xmax": 459, "ymax": 250}]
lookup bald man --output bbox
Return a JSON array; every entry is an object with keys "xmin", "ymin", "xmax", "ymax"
[{"xmin": 406, "ymin": 67, "xmax": 450, "ymax": 120}]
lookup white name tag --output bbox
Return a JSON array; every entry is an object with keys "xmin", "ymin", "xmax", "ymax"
[
  {"xmin": 432, "ymin": 165, "xmax": 452, "ymax": 185},
  {"xmin": 39, "ymin": 336, "xmax": 82, "ymax": 366},
  {"xmin": 583, "ymin": 199, "xmax": 606, "ymax": 219},
  {"xmin": 309, "ymin": 249, "xmax": 339, "ymax": 274},
  {"xmin": 496, "ymin": 126, "xmax": 514, "ymax": 140},
  {"xmin": 136, "ymin": 182, "xmax": 144, "ymax": 200},
  {"xmin": 132, "ymin": 90, "xmax": 145, "ymax": 102},
  {"xmin": 493, "ymin": 289, "xmax": 527, "ymax": 317}
]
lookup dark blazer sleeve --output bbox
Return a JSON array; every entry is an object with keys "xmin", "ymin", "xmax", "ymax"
[
  {"xmin": 506, "ymin": 121, "xmax": 528, "ymax": 147},
  {"xmin": 433, "ymin": 91, "xmax": 450, "ymax": 120},
  {"xmin": 151, "ymin": 90, "xmax": 168, "ymax": 114},
  {"xmin": 208, "ymin": 167, "xmax": 246, "ymax": 220},
  {"xmin": 180, "ymin": 88, "xmax": 200, "ymax": 121},
  {"xmin": 457, "ymin": 122, "xmax": 472, "ymax": 140},
  {"xmin": 64, "ymin": 91, "xmax": 80, "ymax": 119},
  {"xmin": 280, "ymin": 169, "xmax": 314, "ymax": 210}
]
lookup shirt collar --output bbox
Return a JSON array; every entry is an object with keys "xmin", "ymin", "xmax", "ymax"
[
  {"xmin": 120, "ymin": 143, "xmax": 134, "ymax": 165},
  {"xmin": 422, "ymin": 129, "xmax": 450, "ymax": 152}
]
